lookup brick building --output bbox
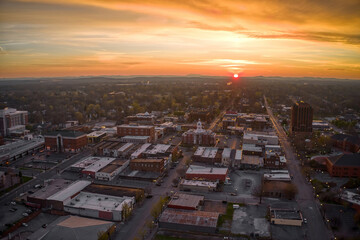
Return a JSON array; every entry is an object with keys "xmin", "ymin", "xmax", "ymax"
[
  {"xmin": 125, "ymin": 112, "xmax": 155, "ymax": 125},
  {"xmin": 331, "ymin": 134, "xmax": 360, "ymax": 153},
  {"xmin": 44, "ymin": 131, "xmax": 88, "ymax": 152},
  {"xmin": 0, "ymin": 108, "xmax": 28, "ymax": 136},
  {"xmin": 264, "ymin": 152, "xmax": 287, "ymax": 169},
  {"xmin": 182, "ymin": 120, "xmax": 216, "ymax": 146},
  {"xmin": 325, "ymin": 153, "xmax": 360, "ymax": 177},
  {"xmin": 290, "ymin": 101, "xmax": 313, "ymax": 134},
  {"xmin": 130, "ymin": 158, "xmax": 165, "ymax": 173},
  {"xmin": 117, "ymin": 124, "xmax": 155, "ymax": 142}
]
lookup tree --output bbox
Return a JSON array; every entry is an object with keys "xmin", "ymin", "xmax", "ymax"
[
  {"xmin": 97, "ymin": 230, "xmax": 108, "ymax": 240},
  {"xmin": 122, "ymin": 202, "xmax": 132, "ymax": 221},
  {"xmin": 172, "ymin": 178, "xmax": 179, "ymax": 186},
  {"xmin": 74, "ymin": 111, "xmax": 85, "ymax": 124}
]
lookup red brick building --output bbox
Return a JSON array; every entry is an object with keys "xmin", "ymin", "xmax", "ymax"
[
  {"xmin": 44, "ymin": 131, "xmax": 88, "ymax": 152},
  {"xmin": 331, "ymin": 134, "xmax": 360, "ymax": 153},
  {"xmin": 325, "ymin": 153, "xmax": 360, "ymax": 177},
  {"xmin": 117, "ymin": 124, "xmax": 155, "ymax": 142},
  {"xmin": 264, "ymin": 153, "xmax": 287, "ymax": 169},
  {"xmin": 182, "ymin": 120, "xmax": 216, "ymax": 146},
  {"xmin": 130, "ymin": 158, "xmax": 165, "ymax": 173},
  {"xmin": 185, "ymin": 165, "xmax": 228, "ymax": 182}
]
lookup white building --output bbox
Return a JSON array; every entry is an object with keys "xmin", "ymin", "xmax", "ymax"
[
  {"xmin": 95, "ymin": 159, "xmax": 129, "ymax": 181},
  {"xmin": 64, "ymin": 192, "xmax": 135, "ymax": 221}
]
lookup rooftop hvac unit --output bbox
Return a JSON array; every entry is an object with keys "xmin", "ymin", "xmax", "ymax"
[
  {"xmin": 70, "ymin": 202, "xmax": 75, "ymax": 205},
  {"xmin": 98, "ymin": 198, "xmax": 102, "ymax": 201},
  {"xmin": 75, "ymin": 198, "xmax": 80, "ymax": 201}
]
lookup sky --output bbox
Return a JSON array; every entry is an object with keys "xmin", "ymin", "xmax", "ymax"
[{"xmin": 0, "ymin": 0, "xmax": 360, "ymax": 79}]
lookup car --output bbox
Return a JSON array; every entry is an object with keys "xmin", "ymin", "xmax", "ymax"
[
  {"xmin": 10, "ymin": 201, "xmax": 16, "ymax": 205},
  {"xmin": 9, "ymin": 208, "xmax": 16, "ymax": 212},
  {"xmin": 146, "ymin": 195, "xmax": 153, "ymax": 199},
  {"xmin": 42, "ymin": 224, "xmax": 48, "ymax": 228},
  {"xmin": 26, "ymin": 209, "xmax": 32, "ymax": 213},
  {"xmin": 155, "ymin": 182, "xmax": 161, "ymax": 186},
  {"xmin": 303, "ymin": 218, "xmax": 307, "ymax": 224},
  {"xmin": 34, "ymin": 184, "xmax": 41, "ymax": 189},
  {"xmin": 22, "ymin": 213, "xmax": 29, "ymax": 217},
  {"xmin": 19, "ymin": 193, "xmax": 26, "ymax": 197},
  {"xmin": 22, "ymin": 223, "xmax": 28, "ymax": 227},
  {"xmin": 230, "ymin": 192, "xmax": 237, "ymax": 196},
  {"xmin": 28, "ymin": 190, "xmax": 34, "ymax": 194}
]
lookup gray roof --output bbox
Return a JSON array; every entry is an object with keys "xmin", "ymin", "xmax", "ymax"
[
  {"xmin": 329, "ymin": 153, "xmax": 360, "ymax": 167},
  {"xmin": 44, "ymin": 130, "xmax": 86, "ymax": 138}
]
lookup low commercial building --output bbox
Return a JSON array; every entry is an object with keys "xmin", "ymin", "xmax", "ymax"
[
  {"xmin": 168, "ymin": 193, "xmax": 204, "ymax": 210},
  {"xmin": 44, "ymin": 131, "xmax": 88, "ymax": 152},
  {"xmin": 130, "ymin": 143, "xmax": 151, "ymax": 159},
  {"xmin": 159, "ymin": 208, "xmax": 219, "ymax": 233},
  {"xmin": 94, "ymin": 141, "xmax": 134, "ymax": 157},
  {"xmin": 46, "ymin": 180, "xmax": 91, "ymax": 210},
  {"xmin": 121, "ymin": 135, "xmax": 150, "ymax": 143},
  {"xmin": 186, "ymin": 165, "xmax": 228, "ymax": 182},
  {"xmin": 81, "ymin": 157, "xmax": 117, "ymax": 178},
  {"xmin": 240, "ymin": 155, "xmax": 263, "ymax": 169},
  {"xmin": 265, "ymin": 145, "xmax": 282, "ymax": 153},
  {"xmin": 179, "ymin": 179, "xmax": 217, "ymax": 192},
  {"xmin": 325, "ymin": 153, "xmax": 360, "ymax": 177},
  {"xmin": 142, "ymin": 144, "xmax": 176, "ymax": 158},
  {"xmin": 130, "ymin": 158, "xmax": 165, "ymax": 173},
  {"xmin": 83, "ymin": 184, "xmax": 144, "ymax": 202},
  {"xmin": 125, "ymin": 112, "xmax": 155, "ymax": 125},
  {"xmin": 192, "ymin": 147, "xmax": 221, "ymax": 164},
  {"xmin": 233, "ymin": 149, "xmax": 243, "ymax": 168},
  {"xmin": 243, "ymin": 132, "xmax": 278, "ymax": 146},
  {"xmin": 263, "ymin": 181, "xmax": 295, "ymax": 199},
  {"xmin": 264, "ymin": 152, "xmax": 286, "ymax": 169},
  {"xmin": 27, "ymin": 215, "xmax": 115, "ymax": 240},
  {"xmin": 95, "ymin": 159, "xmax": 129, "ymax": 181},
  {"xmin": 264, "ymin": 170, "xmax": 291, "ymax": 182},
  {"xmin": 221, "ymin": 148, "xmax": 233, "ymax": 166},
  {"xmin": 27, "ymin": 179, "xmax": 72, "ymax": 208},
  {"xmin": 269, "ymin": 208, "xmax": 303, "ymax": 226},
  {"xmin": 242, "ymin": 144, "xmax": 263, "ymax": 156},
  {"xmin": 70, "ymin": 156, "xmax": 101, "ymax": 172},
  {"xmin": 87, "ymin": 131, "xmax": 107, "ymax": 144},
  {"xmin": 117, "ymin": 124, "xmax": 155, "ymax": 142},
  {"xmin": 64, "ymin": 192, "xmax": 134, "ymax": 221}
]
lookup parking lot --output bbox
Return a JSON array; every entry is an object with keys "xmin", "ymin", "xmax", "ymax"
[
  {"xmin": 224, "ymin": 170, "xmax": 264, "ymax": 197},
  {"xmin": 0, "ymin": 202, "xmax": 29, "ymax": 232},
  {"xmin": 231, "ymin": 205, "xmax": 270, "ymax": 238}
]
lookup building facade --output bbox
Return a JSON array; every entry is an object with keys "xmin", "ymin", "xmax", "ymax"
[
  {"xmin": 117, "ymin": 124, "xmax": 155, "ymax": 142},
  {"xmin": 325, "ymin": 153, "xmax": 360, "ymax": 177},
  {"xmin": 44, "ymin": 131, "xmax": 88, "ymax": 152},
  {"xmin": 0, "ymin": 108, "xmax": 28, "ymax": 136},
  {"xmin": 130, "ymin": 158, "xmax": 165, "ymax": 173},
  {"xmin": 182, "ymin": 120, "xmax": 216, "ymax": 146},
  {"xmin": 290, "ymin": 102, "xmax": 313, "ymax": 134}
]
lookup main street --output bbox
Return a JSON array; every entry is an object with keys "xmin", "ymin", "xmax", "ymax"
[{"xmin": 263, "ymin": 96, "xmax": 332, "ymax": 240}]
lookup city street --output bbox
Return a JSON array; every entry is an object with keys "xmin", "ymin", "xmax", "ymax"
[{"xmin": 264, "ymin": 96, "xmax": 332, "ymax": 240}]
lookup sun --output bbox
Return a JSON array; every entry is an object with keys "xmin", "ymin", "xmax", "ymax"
[{"xmin": 233, "ymin": 73, "xmax": 239, "ymax": 78}]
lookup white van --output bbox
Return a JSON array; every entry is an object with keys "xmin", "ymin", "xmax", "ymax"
[{"xmin": 233, "ymin": 204, "xmax": 240, "ymax": 209}]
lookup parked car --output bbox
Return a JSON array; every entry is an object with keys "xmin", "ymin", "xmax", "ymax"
[
  {"xmin": 10, "ymin": 202, "xmax": 16, "ymax": 205},
  {"xmin": 42, "ymin": 224, "xmax": 48, "ymax": 228},
  {"xmin": 230, "ymin": 192, "xmax": 238, "ymax": 196},
  {"xmin": 26, "ymin": 209, "xmax": 32, "ymax": 213},
  {"xmin": 303, "ymin": 218, "xmax": 307, "ymax": 224},
  {"xmin": 28, "ymin": 190, "xmax": 34, "ymax": 194},
  {"xmin": 22, "ymin": 223, "xmax": 28, "ymax": 227},
  {"xmin": 22, "ymin": 213, "xmax": 29, "ymax": 217},
  {"xmin": 146, "ymin": 195, "xmax": 153, "ymax": 199}
]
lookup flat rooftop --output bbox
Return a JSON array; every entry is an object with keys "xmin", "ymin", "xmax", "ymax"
[
  {"xmin": 0, "ymin": 138, "xmax": 44, "ymax": 159},
  {"xmin": 98, "ymin": 164, "xmax": 121, "ymax": 173},
  {"xmin": 28, "ymin": 179, "xmax": 72, "ymax": 200},
  {"xmin": 122, "ymin": 135, "xmax": 150, "ymax": 140},
  {"xmin": 160, "ymin": 208, "xmax": 219, "ymax": 228},
  {"xmin": 72, "ymin": 156, "xmax": 101, "ymax": 169},
  {"xmin": 118, "ymin": 124, "xmax": 154, "ymax": 129},
  {"xmin": 47, "ymin": 180, "xmax": 91, "ymax": 202},
  {"xmin": 144, "ymin": 144, "xmax": 171, "ymax": 154},
  {"xmin": 168, "ymin": 193, "xmax": 204, "ymax": 209},
  {"xmin": 181, "ymin": 179, "xmax": 217, "ymax": 188},
  {"xmin": 65, "ymin": 192, "xmax": 134, "ymax": 212},
  {"xmin": 235, "ymin": 150, "xmax": 243, "ymax": 160},
  {"xmin": 264, "ymin": 173, "xmax": 291, "ymax": 181},
  {"xmin": 222, "ymin": 148, "xmax": 232, "ymax": 158},
  {"xmin": 270, "ymin": 208, "xmax": 302, "ymax": 220},
  {"xmin": 87, "ymin": 131, "xmax": 106, "ymax": 137},
  {"xmin": 82, "ymin": 157, "xmax": 116, "ymax": 173},
  {"xmin": 118, "ymin": 142, "xmax": 133, "ymax": 152},
  {"xmin": 186, "ymin": 165, "xmax": 228, "ymax": 175},
  {"xmin": 131, "ymin": 143, "xmax": 151, "ymax": 158},
  {"xmin": 202, "ymin": 147, "xmax": 218, "ymax": 158},
  {"xmin": 131, "ymin": 158, "xmax": 164, "ymax": 163},
  {"xmin": 242, "ymin": 155, "xmax": 262, "ymax": 165},
  {"xmin": 242, "ymin": 144, "xmax": 263, "ymax": 152}
]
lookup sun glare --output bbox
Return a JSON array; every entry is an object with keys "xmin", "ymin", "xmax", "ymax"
[{"xmin": 233, "ymin": 73, "xmax": 239, "ymax": 78}]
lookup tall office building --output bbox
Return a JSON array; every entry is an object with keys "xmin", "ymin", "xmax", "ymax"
[{"xmin": 290, "ymin": 101, "xmax": 313, "ymax": 134}]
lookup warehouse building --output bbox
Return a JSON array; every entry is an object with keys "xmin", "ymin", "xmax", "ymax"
[
  {"xmin": 168, "ymin": 193, "xmax": 204, "ymax": 210},
  {"xmin": 159, "ymin": 208, "xmax": 219, "ymax": 233},
  {"xmin": 70, "ymin": 156, "xmax": 101, "ymax": 172},
  {"xmin": 95, "ymin": 159, "xmax": 129, "ymax": 181},
  {"xmin": 179, "ymin": 179, "xmax": 217, "ymax": 192},
  {"xmin": 186, "ymin": 165, "xmax": 228, "ymax": 182},
  {"xmin": 269, "ymin": 208, "xmax": 303, "ymax": 226},
  {"xmin": 27, "ymin": 179, "xmax": 72, "ymax": 208},
  {"xmin": 81, "ymin": 157, "xmax": 116, "ymax": 178},
  {"xmin": 46, "ymin": 180, "xmax": 91, "ymax": 210},
  {"xmin": 64, "ymin": 192, "xmax": 135, "ymax": 221}
]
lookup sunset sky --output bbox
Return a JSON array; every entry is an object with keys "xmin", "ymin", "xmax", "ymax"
[{"xmin": 0, "ymin": 0, "xmax": 360, "ymax": 79}]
